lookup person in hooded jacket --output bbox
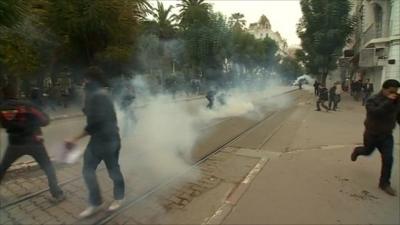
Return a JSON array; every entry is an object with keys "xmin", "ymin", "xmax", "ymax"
[
  {"xmin": 66, "ymin": 67, "xmax": 125, "ymax": 218},
  {"xmin": 0, "ymin": 84, "xmax": 64, "ymax": 202},
  {"xmin": 351, "ymin": 79, "xmax": 400, "ymax": 196}
]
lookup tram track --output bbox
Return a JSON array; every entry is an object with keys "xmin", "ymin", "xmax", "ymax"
[
  {"xmin": 88, "ymin": 91, "xmax": 300, "ymax": 225},
  {"xmin": 0, "ymin": 89, "xmax": 298, "ymax": 224}
]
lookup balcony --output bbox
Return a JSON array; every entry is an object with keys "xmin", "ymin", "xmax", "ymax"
[{"xmin": 362, "ymin": 23, "xmax": 387, "ymax": 48}]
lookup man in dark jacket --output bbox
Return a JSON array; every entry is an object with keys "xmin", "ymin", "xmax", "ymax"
[
  {"xmin": 353, "ymin": 79, "xmax": 363, "ymax": 101},
  {"xmin": 316, "ymin": 84, "xmax": 329, "ymax": 112},
  {"xmin": 0, "ymin": 84, "xmax": 64, "ymax": 201},
  {"xmin": 206, "ymin": 90, "xmax": 216, "ymax": 109},
  {"xmin": 328, "ymin": 85, "xmax": 338, "ymax": 111},
  {"xmin": 362, "ymin": 79, "xmax": 374, "ymax": 106},
  {"xmin": 313, "ymin": 80, "xmax": 320, "ymax": 96},
  {"xmin": 351, "ymin": 79, "xmax": 400, "ymax": 196},
  {"xmin": 66, "ymin": 67, "xmax": 125, "ymax": 217}
]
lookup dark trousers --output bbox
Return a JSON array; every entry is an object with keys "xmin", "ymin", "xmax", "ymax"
[
  {"xmin": 83, "ymin": 138, "xmax": 125, "ymax": 206},
  {"xmin": 316, "ymin": 99, "xmax": 329, "ymax": 111},
  {"xmin": 206, "ymin": 98, "xmax": 214, "ymax": 109},
  {"xmin": 354, "ymin": 91, "xmax": 361, "ymax": 101},
  {"xmin": 362, "ymin": 92, "xmax": 371, "ymax": 106},
  {"xmin": 0, "ymin": 142, "xmax": 63, "ymax": 198},
  {"xmin": 328, "ymin": 96, "xmax": 338, "ymax": 110},
  {"xmin": 314, "ymin": 87, "xmax": 319, "ymax": 96},
  {"xmin": 353, "ymin": 134, "xmax": 394, "ymax": 187}
]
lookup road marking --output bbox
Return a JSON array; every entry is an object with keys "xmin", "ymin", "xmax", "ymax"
[{"xmin": 203, "ymin": 157, "xmax": 269, "ymax": 225}]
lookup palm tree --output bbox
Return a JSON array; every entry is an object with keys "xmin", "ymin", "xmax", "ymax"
[
  {"xmin": 0, "ymin": 0, "xmax": 25, "ymax": 28},
  {"xmin": 228, "ymin": 13, "xmax": 246, "ymax": 31},
  {"xmin": 150, "ymin": 1, "xmax": 178, "ymax": 39},
  {"xmin": 177, "ymin": 0, "xmax": 211, "ymax": 28}
]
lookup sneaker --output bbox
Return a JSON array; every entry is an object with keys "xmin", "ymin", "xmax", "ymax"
[
  {"xmin": 108, "ymin": 199, "xmax": 124, "ymax": 211},
  {"xmin": 351, "ymin": 149, "xmax": 359, "ymax": 162},
  {"xmin": 380, "ymin": 185, "xmax": 397, "ymax": 196},
  {"xmin": 79, "ymin": 205, "xmax": 103, "ymax": 218}
]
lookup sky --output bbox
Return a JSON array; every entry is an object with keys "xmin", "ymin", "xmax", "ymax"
[{"xmin": 157, "ymin": 0, "xmax": 303, "ymax": 47}]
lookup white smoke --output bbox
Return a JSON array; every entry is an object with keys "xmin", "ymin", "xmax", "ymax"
[
  {"xmin": 293, "ymin": 74, "xmax": 315, "ymax": 92},
  {"xmin": 116, "ymin": 76, "xmax": 294, "ymax": 183}
]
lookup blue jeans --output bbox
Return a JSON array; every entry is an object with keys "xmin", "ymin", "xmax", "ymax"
[
  {"xmin": 354, "ymin": 134, "xmax": 394, "ymax": 187},
  {"xmin": 83, "ymin": 137, "xmax": 125, "ymax": 206}
]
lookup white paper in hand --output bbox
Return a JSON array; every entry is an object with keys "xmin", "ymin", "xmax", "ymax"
[{"xmin": 56, "ymin": 143, "xmax": 84, "ymax": 164}]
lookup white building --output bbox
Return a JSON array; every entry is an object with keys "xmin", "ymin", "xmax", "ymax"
[
  {"xmin": 342, "ymin": 0, "xmax": 400, "ymax": 90},
  {"xmin": 247, "ymin": 15, "xmax": 289, "ymax": 55}
]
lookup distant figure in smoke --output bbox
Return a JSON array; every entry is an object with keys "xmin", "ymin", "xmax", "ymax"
[
  {"xmin": 350, "ymin": 80, "xmax": 355, "ymax": 96},
  {"xmin": 362, "ymin": 79, "xmax": 374, "ymax": 106},
  {"xmin": 328, "ymin": 84, "xmax": 337, "ymax": 111},
  {"xmin": 66, "ymin": 67, "xmax": 125, "ymax": 218},
  {"xmin": 191, "ymin": 79, "xmax": 201, "ymax": 95},
  {"xmin": 30, "ymin": 87, "xmax": 44, "ymax": 108},
  {"xmin": 298, "ymin": 79, "xmax": 303, "ymax": 90},
  {"xmin": 313, "ymin": 80, "xmax": 320, "ymax": 96},
  {"xmin": 206, "ymin": 90, "xmax": 216, "ymax": 109},
  {"xmin": 335, "ymin": 82, "xmax": 343, "ymax": 109},
  {"xmin": 0, "ymin": 84, "xmax": 65, "ymax": 202},
  {"xmin": 351, "ymin": 79, "xmax": 400, "ymax": 196},
  {"xmin": 353, "ymin": 79, "xmax": 363, "ymax": 101},
  {"xmin": 315, "ymin": 84, "xmax": 329, "ymax": 112},
  {"xmin": 217, "ymin": 92, "xmax": 227, "ymax": 106}
]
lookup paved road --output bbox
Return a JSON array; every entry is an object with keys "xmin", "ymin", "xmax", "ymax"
[{"xmin": 0, "ymin": 87, "xmax": 297, "ymax": 225}]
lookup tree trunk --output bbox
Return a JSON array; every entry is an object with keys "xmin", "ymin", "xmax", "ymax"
[{"xmin": 321, "ymin": 72, "xmax": 328, "ymax": 86}]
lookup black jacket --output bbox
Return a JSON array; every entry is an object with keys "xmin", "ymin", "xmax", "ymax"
[
  {"xmin": 318, "ymin": 87, "xmax": 329, "ymax": 101},
  {"xmin": 83, "ymin": 83, "xmax": 119, "ymax": 140},
  {"xmin": 362, "ymin": 83, "xmax": 374, "ymax": 93},
  {"xmin": 329, "ymin": 86, "xmax": 337, "ymax": 99},
  {"xmin": 0, "ymin": 99, "xmax": 49, "ymax": 144},
  {"xmin": 364, "ymin": 92, "xmax": 400, "ymax": 136},
  {"xmin": 206, "ymin": 90, "xmax": 216, "ymax": 101}
]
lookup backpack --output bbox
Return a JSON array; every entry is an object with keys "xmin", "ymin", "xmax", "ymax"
[{"xmin": 0, "ymin": 102, "xmax": 49, "ymax": 130}]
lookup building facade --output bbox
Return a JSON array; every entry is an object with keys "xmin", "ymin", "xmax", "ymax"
[
  {"xmin": 247, "ymin": 15, "xmax": 289, "ymax": 56},
  {"xmin": 342, "ymin": 0, "xmax": 400, "ymax": 90}
]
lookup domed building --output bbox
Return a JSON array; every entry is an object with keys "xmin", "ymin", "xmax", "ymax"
[{"xmin": 247, "ymin": 15, "xmax": 288, "ymax": 55}]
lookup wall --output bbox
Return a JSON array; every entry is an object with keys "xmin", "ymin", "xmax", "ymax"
[{"xmin": 383, "ymin": 0, "xmax": 400, "ymax": 82}]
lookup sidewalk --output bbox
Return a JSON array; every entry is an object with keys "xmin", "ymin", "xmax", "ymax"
[{"xmin": 221, "ymin": 93, "xmax": 400, "ymax": 224}]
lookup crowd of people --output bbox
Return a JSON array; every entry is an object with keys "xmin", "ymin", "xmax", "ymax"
[
  {"xmin": 0, "ymin": 71, "xmax": 399, "ymax": 221},
  {"xmin": 313, "ymin": 80, "xmax": 342, "ymax": 112},
  {"xmin": 0, "ymin": 67, "xmax": 125, "ymax": 218},
  {"xmin": 313, "ymin": 78, "xmax": 376, "ymax": 112},
  {"xmin": 311, "ymin": 78, "xmax": 400, "ymax": 196}
]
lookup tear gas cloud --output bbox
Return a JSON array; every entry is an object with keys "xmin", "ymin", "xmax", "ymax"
[{"xmin": 116, "ymin": 75, "xmax": 295, "ymax": 186}]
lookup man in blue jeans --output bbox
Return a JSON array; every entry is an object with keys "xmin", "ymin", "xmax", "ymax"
[
  {"xmin": 67, "ymin": 67, "xmax": 125, "ymax": 218},
  {"xmin": 351, "ymin": 79, "xmax": 400, "ymax": 196}
]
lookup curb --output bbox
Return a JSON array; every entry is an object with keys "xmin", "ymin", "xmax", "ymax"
[{"xmin": 203, "ymin": 157, "xmax": 269, "ymax": 225}]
